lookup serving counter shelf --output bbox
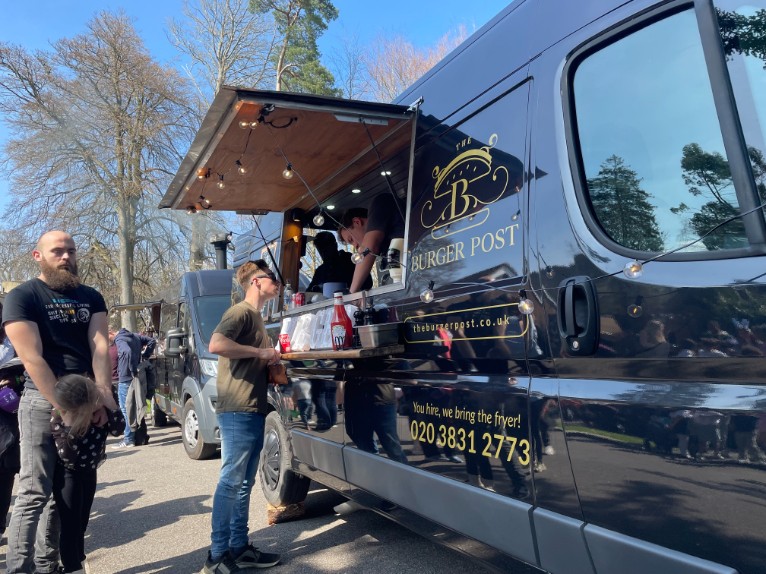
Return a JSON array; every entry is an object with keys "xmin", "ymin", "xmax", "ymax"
[{"xmin": 280, "ymin": 344, "xmax": 404, "ymax": 361}]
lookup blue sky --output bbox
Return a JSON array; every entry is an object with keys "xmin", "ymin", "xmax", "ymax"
[{"xmin": 0, "ymin": 0, "xmax": 510, "ymax": 212}]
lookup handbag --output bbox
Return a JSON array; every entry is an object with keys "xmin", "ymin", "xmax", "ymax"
[{"xmin": 268, "ymin": 363, "xmax": 288, "ymax": 386}]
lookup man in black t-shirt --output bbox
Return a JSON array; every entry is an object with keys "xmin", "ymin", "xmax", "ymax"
[
  {"xmin": 1, "ymin": 230, "xmax": 119, "ymax": 574},
  {"xmin": 339, "ymin": 193, "xmax": 405, "ymax": 293}
]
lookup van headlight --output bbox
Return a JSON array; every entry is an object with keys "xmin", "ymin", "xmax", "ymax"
[{"xmin": 199, "ymin": 359, "xmax": 218, "ymax": 378}]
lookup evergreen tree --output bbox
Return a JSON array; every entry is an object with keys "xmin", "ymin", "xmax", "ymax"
[
  {"xmin": 251, "ymin": 0, "xmax": 340, "ymax": 95},
  {"xmin": 587, "ymin": 155, "xmax": 664, "ymax": 251}
]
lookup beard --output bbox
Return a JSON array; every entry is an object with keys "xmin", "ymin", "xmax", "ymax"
[{"xmin": 39, "ymin": 257, "xmax": 80, "ymax": 292}]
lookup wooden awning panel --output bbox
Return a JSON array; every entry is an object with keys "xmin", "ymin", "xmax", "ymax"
[{"xmin": 161, "ymin": 87, "xmax": 414, "ymax": 213}]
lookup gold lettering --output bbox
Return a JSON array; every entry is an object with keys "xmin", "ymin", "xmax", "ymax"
[
  {"xmin": 436, "ymin": 247, "xmax": 446, "ymax": 266},
  {"xmin": 455, "ymin": 241, "xmax": 464, "ymax": 261},
  {"xmin": 427, "ymin": 249, "xmax": 437, "ymax": 269},
  {"xmin": 470, "ymin": 235, "xmax": 481, "ymax": 256},
  {"xmin": 445, "ymin": 244, "xmax": 455, "ymax": 264}
]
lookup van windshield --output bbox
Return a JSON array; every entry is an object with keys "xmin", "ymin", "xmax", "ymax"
[{"xmin": 194, "ymin": 295, "xmax": 231, "ymax": 344}]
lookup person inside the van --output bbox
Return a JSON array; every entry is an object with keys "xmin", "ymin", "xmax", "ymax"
[
  {"xmin": 306, "ymin": 231, "xmax": 372, "ymax": 293},
  {"xmin": 339, "ymin": 192, "xmax": 405, "ymax": 293}
]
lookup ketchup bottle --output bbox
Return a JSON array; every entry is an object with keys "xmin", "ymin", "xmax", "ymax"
[{"xmin": 330, "ymin": 292, "xmax": 353, "ymax": 350}]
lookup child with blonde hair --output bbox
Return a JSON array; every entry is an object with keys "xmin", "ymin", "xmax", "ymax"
[{"xmin": 50, "ymin": 374, "xmax": 123, "ymax": 574}]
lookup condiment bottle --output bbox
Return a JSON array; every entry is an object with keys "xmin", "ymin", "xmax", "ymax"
[
  {"xmin": 330, "ymin": 292, "xmax": 353, "ymax": 350},
  {"xmin": 283, "ymin": 281, "xmax": 294, "ymax": 312}
]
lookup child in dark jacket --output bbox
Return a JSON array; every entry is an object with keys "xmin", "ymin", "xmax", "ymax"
[{"xmin": 50, "ymin": 374, "xmax": 124, "ymax": 574}]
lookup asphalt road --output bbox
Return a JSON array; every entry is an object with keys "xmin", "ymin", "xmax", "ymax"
[{"xmin": 1, "ymin": 424, "xmax": 499, "ymax": 574}]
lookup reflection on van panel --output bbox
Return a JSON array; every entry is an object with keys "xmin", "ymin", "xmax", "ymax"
[{"xmin": 161, "ymin": 0, "xmax": 766, "ymax": 572}]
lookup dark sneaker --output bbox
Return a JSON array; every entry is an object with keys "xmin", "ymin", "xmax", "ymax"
[
  {"xmin": 201, "ymin": 551, "xmax": 244, "ymax": 574},
  {"xmin": 233, "ymin": 544, "xmax": 281, "ymax": 569}
]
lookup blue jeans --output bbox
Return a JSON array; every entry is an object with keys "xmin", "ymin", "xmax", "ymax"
[
  {"xmin": 211, "ymin": 411, "xmax": 265, "ymax": 561},
  {"xmin": 6, "ymin": 388, "xmax": 60, "ymax": 574},
  {"xmin": 117, "ymin": 382, "xmax": 134, "ymax": 444}
]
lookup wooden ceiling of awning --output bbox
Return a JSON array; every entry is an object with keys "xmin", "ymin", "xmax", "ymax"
[{"xmin": 161, "ymin": 88, "xmax": 414, "ymax": 214}]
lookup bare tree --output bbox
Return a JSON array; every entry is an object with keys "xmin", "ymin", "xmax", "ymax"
[
  {"xmin": 364, "ymin": 26, "xmax": 468, "ymax": 102},
  {"xmin": 326, "ymin": 31, "xmax": 369, "ymax": 99},
  {"xmin": 0, "ymin": 11, "xmax": 198, "ymax": 330},
  {"xmin": 168, "ymin": 0, "xmax": 277, "ymax": 103},
  {"xmin": 169, "ymin": 0, "xmax": 280, "ymax": 272}
]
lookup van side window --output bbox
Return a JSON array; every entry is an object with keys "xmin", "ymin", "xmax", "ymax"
[
  {"xmin": 159, "ymin": 302, "xmax": 179, "ymax": 340},
  {"xmin": 573, "ymin": 9, "xmax": 753, "ymax": 253},
  {"xmin": 408, "ymin": 82, "xmax": 529, "ymax": 283},
  {"xmin": 715, "ymin": 0, "xmax": 766, "ymax": 203}
]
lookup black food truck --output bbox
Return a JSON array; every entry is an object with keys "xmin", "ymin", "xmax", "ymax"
[{"xmin": 160, "ymin": 1, "xmax": 766, "ymax": 572}]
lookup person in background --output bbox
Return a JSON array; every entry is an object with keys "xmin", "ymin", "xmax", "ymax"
[
  {"xmin": 0, "ymin": 300, "xmax": 22, "ymax": 541},
  {"xmin": 2, "ymin": 230, "xmax": 118, "ymax": 574},
  {"xmin": 108, "ymin": 329, "xmax": 119, "ymax": 405},
  {"xmin": 50, "ymin": 374, "xmax": 123, "ymax": 574},
  {"xmin": 202, "ymin": 259, "xmax": 282, "ymax": 573},
  {"xmin": 306, "ymin": 231, "xmax": 371, "ymax": 293},
  {"xmin": 339, "ymin": 192, "xmax": 405, "ymax": 293},
  {"xmin": 112, "ymin": 327, "xmax": 156, "ymax": 448}
]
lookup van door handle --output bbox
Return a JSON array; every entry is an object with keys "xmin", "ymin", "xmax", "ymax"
[{"xmin": 557, "ymin": 276, "xmax": 599, "ymax": 355}]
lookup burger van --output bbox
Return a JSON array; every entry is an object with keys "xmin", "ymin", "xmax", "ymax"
[{"xmin": 160, "ymin": 0, "xmax": 766, "ymax": 572}]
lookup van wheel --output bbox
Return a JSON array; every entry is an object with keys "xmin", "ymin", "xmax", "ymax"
[
  {"xmin": 260, "ymin": 411, "xmax": 310, "ymax": 506},
  {"xmin": 182, "ymin": 398, "xmax": 216, "ymax": 460},
  {"xmin": 152, "ymin": 398, "xmax": 168, "ymax": 427}
]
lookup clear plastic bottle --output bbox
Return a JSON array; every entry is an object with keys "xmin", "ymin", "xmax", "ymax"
[
  {"xmin": 330, "ymin": 292, "xmax": 353, "ymax": 350},
  {"xmin": 283, "ymin": 281, "xmax": 294, "ymax": 312}
]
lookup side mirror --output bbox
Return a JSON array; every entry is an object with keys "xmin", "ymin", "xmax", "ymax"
[{"xmin": 165, "ymin": 327, "xmax": 187, "ymax": 358}]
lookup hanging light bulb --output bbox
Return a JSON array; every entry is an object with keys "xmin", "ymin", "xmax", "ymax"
[
  {"xmin": 518, "ymin": 296, "xmax": 534, "ymax": 315},
  {"xmin": 186, "ymin": 206, "xmax": 197, "ymax": 215},
  {"xmin": 282, "ymin": 163, "xmax": 294, "ymax": 179},
  {"xmin": 627, "ymin": 304, "xmax": 643, "ymax": 318},
  {"xmin": 236, "ymin": 160, "xmax": 247, "ymax": 175},
  {"xmin": 199, "ymin": 196, "xmax": 212, "ymax": 209},
  {"xmin": 313, "ymin": 212, "xmax": 325, "ymax": 226},
  {"xmin": 217, "ymin": 175, "xmax": 225, "ymax": 189},
  {"xmin": 623, "ymin": 260, "xmax": 643, "ymax": 279},
  {"xmin": 197, "ymin": 167, "xmax": 210, "ymax": 180},
  {"xmin": 238, "ymin": 120, "xmax": 250, "ymax": 129},
  {"xmin": 351, "ymin": 251, "xmax": 363, "ymax": 264},
  {"xmin": 420, "ymin": 281, "xmax": 435, "ymax": 304}
]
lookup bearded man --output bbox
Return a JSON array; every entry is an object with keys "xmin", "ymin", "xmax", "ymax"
[{"xmin": 1, "ymin": 230, "xmax": 118, "ymax": 574}]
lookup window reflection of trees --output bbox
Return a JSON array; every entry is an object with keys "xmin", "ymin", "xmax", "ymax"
[{"xmin": 581, "ymin": 7, "xmax": 766, "ymax": 254}]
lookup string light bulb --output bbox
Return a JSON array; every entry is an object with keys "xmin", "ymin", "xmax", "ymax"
[
  {"xmin": 313, "ymin": 213, "xmax": 325, "ymax": 226},
  {"xmin": 420, "ymin": 281, "xmax": 435, "ymax": 304},
  {"xmin": 236, "ymin": 160, "xmax": 247, "ymax": 175},
  {"xmin": 623, "ymin": 260, "xmax": 643, "ymax": 279},
  {"xmin": 518, "ymin": 295, "xmax": 534, "ymax": 315},
  {"xmin": 351, "ymin": 251, "xmax": 363, "ymax": 264},
  {"xmin": 282, "ymin": 163, "xmax": 294, "ymax": 179},
  {"xmin": 197, "ymin": 167, "xmax": 210, "ymax": 180},
  {"xmin": 186, "ymin": 206, "xmax": 197, "ymax": 215},
  {"xmin": 199, "ymin": 196, "xmax": 212, "ymax": 209},
  {"xmin": 217, "ymin": 175, "xmax": 225, "ymax": 189},
  {"xmin": 238, "ymin": 120, "xmax": 250, "ymax": 129}
]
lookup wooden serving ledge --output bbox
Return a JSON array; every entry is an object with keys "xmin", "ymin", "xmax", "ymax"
[{"xmin": 281, "ymin": 344, "xmax": 404, "ymax": 360}]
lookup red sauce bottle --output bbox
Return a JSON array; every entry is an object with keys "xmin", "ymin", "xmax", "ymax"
[{"xmin": 330, "ymin": 292, "xmax": 353, "ymax": 350}]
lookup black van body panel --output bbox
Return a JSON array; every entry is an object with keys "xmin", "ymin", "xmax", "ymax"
[{"xmin": 169, "ymin": 0, "xmax": 766, "ymax": 571}]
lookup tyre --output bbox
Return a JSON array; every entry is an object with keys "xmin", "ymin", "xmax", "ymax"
[
  {"xmin": 260, "ymin": 411, "xmax": 310, "ymax": 506},
  {"xmin": 182, "ymin": 398, "xmax": 217, "ymax": 460},
  {"xmin": 152, "ymin": 398, "xmax": 168, "ymax": 427}
]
